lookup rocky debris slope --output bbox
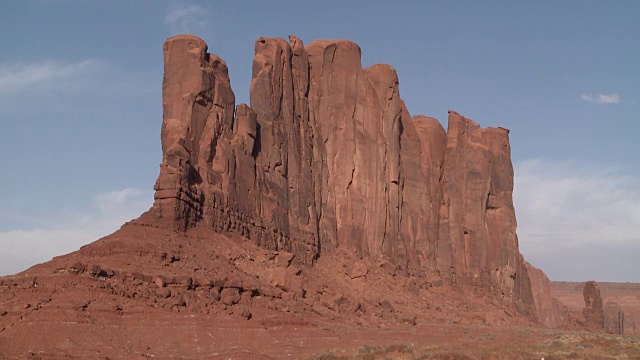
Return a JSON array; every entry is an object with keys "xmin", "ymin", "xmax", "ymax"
[
  {"xmin": 0, "ymin": 225, "xmax": 535, "ymax": 358},
  {"xmin": 139, "ymin": 34, "xmax": 537, "ymax": 318}
]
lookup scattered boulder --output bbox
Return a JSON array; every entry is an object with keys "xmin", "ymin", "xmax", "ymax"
[
  {"xmin": 70, "ymin": 262, "xmax": 86, "ymax": 273},
  {"xmin": 379, "ymin": 299, "xmax": 394, "ymax": 313},
  {"xmin": 345, "ymin": 262, "xmax": 368, "ymax": 279},
  {"xmin": 379, "ymin": 262, "xmax": 396, "ymax": 276},
  {"xmin": 270, "ymin": 267, "xmax": 288, "ymax": 288},
  {"xmin": 239, "ymin": 291, "xmax": 253, "ymax": 305},
  {"xmin": 220, "ymin": 288, "xmax": 241, "ymax": 306},
  {"xmin": 156, "ymin": 287, "xmax": 171, "ymax": 299},
  {"xmin": 70, "ymin": 300, "xmax": 88, "ymax": 311},
  {"xmin": 175, "ymin": 276, "xmax": 193, "ymax": 288},
  {"xmin": 172, "ymin": 295, "xmax": 186, "ymax": 307},
  {"xmin": 275, "ymin": 252, "xmax": 295, "ymax": 268},
  {"xmin": 209, "ymin": 287, "xmax": 221, "ymax": 301},
  {"xmin": 224, "ymin": 278, "xmax": 243, "ymax": 289},
  {"xmin": 400, "ymin": 313, "xmax": 417, "ymax": 326},
  {"xmin": 240, "ymin": 308, "xmax": 252, "ymax": 320},
  {"xmin": 155, "ymin": 276, "xmax": 166, "ymax": 288}
]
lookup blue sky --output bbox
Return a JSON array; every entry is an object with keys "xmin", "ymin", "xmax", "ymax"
[{"xmin": 1, "ymin": 1, "xmax": 638, "ymax": 281}]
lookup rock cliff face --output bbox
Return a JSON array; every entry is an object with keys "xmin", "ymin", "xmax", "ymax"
[
  {"xmin": 143, "ymin": 34, "xmax": 535, "ymax": 317},
  {"xmin": 525, "ymin": 261, "xmax": 570, "ymax": 328}
]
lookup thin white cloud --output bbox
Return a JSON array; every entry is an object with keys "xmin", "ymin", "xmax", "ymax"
[
  {"xmin": 0, "ymin": 187, "xmax": 153, "ymax": 276},
  {"xmin": 515, "ymin": 159, "xmax": 640, "ymax": 282},
  {"xmin": 0, "ymin": 59, "xmax": 104, "ymax": 94},
  {"xmin": 0, "ymin": 58, "xmax": 157, "ymax": 115},
  {"xmin": 580, "ymin": 93, "xmax": 621, "ymax": 104},
  {"xmin": 164, "ymin": 4, "xmax": 208, "ymax": 35}
]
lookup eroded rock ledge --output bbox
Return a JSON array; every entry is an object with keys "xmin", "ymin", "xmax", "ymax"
[{"xmin": 139, "ymin": 34, "xmax": 536, "ymax": 317}]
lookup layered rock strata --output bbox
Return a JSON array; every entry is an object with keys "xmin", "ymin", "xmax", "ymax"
[{"xmin": 143, "ymin": 34, "xmax": 536, "ymax": 316}]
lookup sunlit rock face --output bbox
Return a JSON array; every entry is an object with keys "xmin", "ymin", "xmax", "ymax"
[{"xmin": 143, "ymin": 33, "xmax": 536, "ymax": 317}]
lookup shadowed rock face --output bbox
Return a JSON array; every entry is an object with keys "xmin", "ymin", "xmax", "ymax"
[
  {"xmin": 526, "ymin": 261, "xmax": 570, "ymax": 328},
  {"xmin": 143, "ymin": 33, "xmax": 536, "ymax": 316}
]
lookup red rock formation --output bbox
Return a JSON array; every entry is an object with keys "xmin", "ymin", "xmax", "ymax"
[
  {"xmin": 142, "ymin": 33, "xmax": 537, "ymax": 317},
  {"xmin": 583, "ymin": 280, "xmax": 605, "ymax": 329},
  {"xmin": 525, "ymin": 261, "xmax": 570, "ymax": 327},
  {"xmin": 0, "ymin": 33, "xmax": 625, "ymax": 358},
  {"xmin": 400, "ymin": 114, "xmax": 446, "ymax": 273},
  {"xmin": 437, "ymin": 111, "xmax": 535, "ymax": 315}
]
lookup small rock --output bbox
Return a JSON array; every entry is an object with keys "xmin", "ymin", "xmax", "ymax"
[
  {"xmin": 90, "ymin": 265, "xmax": 102, "ymax": 276},
  {"xmin": 275, "ymin": 252, "xmax": 295, "ymax": 268},
  {"xmin": 312, "ymin": 304, "xmax": 335, "ymax": 320},
  {"xmin": 155, "ymin": 276, "xmax": 166, "ymax": 288},
  {"xmin": 270, "ymin": 267, "xmax": 288, "ymax": 288},
  {"xmin": 379, "ymin": 299, "xmax": 394, "ymax": 313},
  {"xmin": 172, "ymin": 295, "xmax": 186, "ymax": 307},
  {"xmin": 192, "ymin": 278, "xmax": 203, "ymax": 288},
  {"xmin": 379, "ymin": 262, "xmax": 396, "ymax": 276},
  {"xmin": 241, "ymin": 308, "xmax": 252, "ymax": 320},
  {"xmin": 287, "ymin": 275, "xmax": 304, "ymax": 295},
  {"xmin": 303, "ymin": 297, "xmax": 315, "ymax": 307},
  {"xmin": 209, "ymin": 287, "xmax": 221, "ymax": 301},
  {"xmin": 156, "ymin": 287, "xmax": 171, "ymax": 299},
  {"xmin": 183, "ymin": 293, "xmax": 196, "ymax": 308},
  {"xmin": 239, "ymin": 291, "xmax": 253, "ymax": 305},
  {"xmin": 333, "ymin": 295, "xmax": 349, "ymax": 309},
  {"xmin": 132, "ymin": 272, "xmax": 145, "ymax": 282},
  {"xmin": 71, "ymin": 300, "xmax": 88, "ymax": 311},
  {"xmin": 425, "ymin": 273, "xmax": 443, "ymax": 287},
  {"xmin": 71, "ymin": 262, "xmax": 86, "ymax": 273},
  {"xmin": 220, "ymin": 288, "xmax": 241, "ymax": 305},
  {"xmin": 176, "ymin": 276, "xmax": 192, "ymax": 287},
  {"xmin": 224, "ymin": 278, "xmax": 243, "ymax": 289},
  {"xmin": 400, "ymin": 314, "xmax": 417, "ymax": 326},
  {"xmin": 258, "ymin": 286, "xmax": 276, "ymax": 298},
  {"xmin": 242, "ymin": 279, "xmax": 258, "ymax": 293},
  {"xmin": 345, "ymin": 261, "xmax": 368, "ymax": 279},
  {"xmin": 286, "ymin": 266, "xmax": 302, "ymax": 276},
  {"xmin": 350, "ymin": 301, "xmax": 362, "ymax": 313}
]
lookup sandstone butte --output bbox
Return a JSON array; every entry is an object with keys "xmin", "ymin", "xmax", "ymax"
[{"xmin": 0, "ymin": 34, "xmax": 619, "ymax": 358}]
